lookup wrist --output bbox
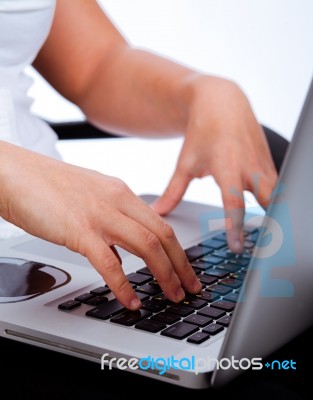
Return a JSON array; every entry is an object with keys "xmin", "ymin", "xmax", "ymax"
[
  {"xmin": 0, "ymin": 140, "xmax": 16, "ymax": 219},
  {"xmin": 182, "ymin": 74, "xmax": 245, "ymax": 134}
]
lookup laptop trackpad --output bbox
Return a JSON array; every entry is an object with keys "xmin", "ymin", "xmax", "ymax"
[{"xmin": 0, "ymin": 257, "xmax": 70, "ymax": 303}]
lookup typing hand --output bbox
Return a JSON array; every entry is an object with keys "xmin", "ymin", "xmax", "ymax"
[
  {"xmin": 152, "ymin": 77, "xmax": 277, "ymax": 253},
  {"xmin": 0, "ymin": 141, "xmax": 201, "ymax": 309}
]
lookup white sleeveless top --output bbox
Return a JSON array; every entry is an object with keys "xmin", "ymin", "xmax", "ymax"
[
  {"xmin": 0, "ymin": 0, "xmax": 60, "ymax": 238},
  {"xmin": 0, "ymin": 0, "xmax": 60, "ymax": 158}
]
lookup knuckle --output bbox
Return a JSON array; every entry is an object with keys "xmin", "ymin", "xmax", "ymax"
[
  {"xmin": 110, "ymin": 177, "xmax": 129, "ymax": 197},
  {"xmin": 178, "ymin": 156, "xmax": 195, "ymax": 177},
  {"xmin": 102, "ymin": 254, "xmax": 120, "ymax": 274},
  {"xmin": 159, "ymin": 220, "xmax": 175, "ymax": 241},
  {"xmin": 181, "ymin": 256, "xmax": 193, "ymax": 274},
  {"xmin": 144, "ymin": 231, "xmax": 161, "ymax": 251}
]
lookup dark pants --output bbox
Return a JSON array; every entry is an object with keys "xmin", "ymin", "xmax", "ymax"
[
  {"xmin": 262, "ymin": 125, "xmax": 289, "ymax": 173},
  {"xmin": 2, "ymin": 126, "xmax": 310, "ymax": 400}
]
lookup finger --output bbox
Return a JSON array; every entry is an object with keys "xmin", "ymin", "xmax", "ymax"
[
  {"xmin": 151, "ymin": 166, "xmax": 191, "ymax": 216},
  {"xmin": 247, "ymin": 172, "xmax": 277, "ymax": 209},
  {"xmin": 121, "ymin": 196, "xmax": 202, "ymax": 294},
  {"xmin": 80, "ymin": 231, "xmax": 141, "ymax": 310},
  {"xmin": 219, "ymin": 176, "xmax": 245, "ymax": 253},
  {"xmin": 111, "ymin": 245, "xmax": 122, "ymax": 264},
  {"xmin": 108, "ymin": 214, "xmax": 188, "ymax": 303}
]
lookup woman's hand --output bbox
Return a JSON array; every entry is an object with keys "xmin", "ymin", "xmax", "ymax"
[
  {"xmin": 0, "ymin": 141, "xmax": 201, "ymax": 309},
  {"xmin": 152, "ymin": 76, "xmax": 278, "ymax": 252},
  {"xmin": 33, "ymin": 2, "xmax": 277, "ymax": 254}
]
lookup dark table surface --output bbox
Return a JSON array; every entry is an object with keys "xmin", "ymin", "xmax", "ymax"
[{"xmin": 1, "ymin": 323, "xmax": 311, "ymax": 400}]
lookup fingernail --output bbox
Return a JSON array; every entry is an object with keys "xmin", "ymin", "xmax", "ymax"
[
  {"xmin": 193, "ymin": 277, "xmax": 202, "ymax": 293},
  {"xmin": 130, "ymin": 297, "xmax": 141, "ymax": 310},
  {"xmin": 176, "ymin": 287, "xmax": 185, "ymax": 301},
  {"xmin": 232, "ymin": 239, "xmax": 243, "ymax": 253}
]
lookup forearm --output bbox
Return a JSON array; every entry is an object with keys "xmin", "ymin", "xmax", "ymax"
[
  {"xmin": 32, "ymin": 0, "xmax": 224, "ymax": 139},
  {"xmin": 0, "ymin": 140, "xmax": 16, "ymax": 220},
  {"xmin": 78, "ymin": 46, "xmax": 202, "ymax": 137}
]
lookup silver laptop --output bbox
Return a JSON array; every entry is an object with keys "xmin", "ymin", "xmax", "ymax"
[{"xmin": 1, "ymin": 78, "xmax": 313, "ymax": 389}]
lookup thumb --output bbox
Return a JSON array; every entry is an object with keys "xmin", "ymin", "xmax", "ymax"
[{"xmin": 151, "ymin": 167, "xmax": 191, "ymax": 216}]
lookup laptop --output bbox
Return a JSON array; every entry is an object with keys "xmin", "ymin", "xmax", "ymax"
[{"xmin": 1, "ymin": 78, "xmax": 313, "ymax": 389}]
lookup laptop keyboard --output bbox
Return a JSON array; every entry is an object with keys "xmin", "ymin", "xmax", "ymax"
[{"xmin": 58, "ymin": 228, "xmax": 259, "ymax": 345}]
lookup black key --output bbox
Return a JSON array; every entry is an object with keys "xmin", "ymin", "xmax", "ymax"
[
  {"xmin": 200, "ymin": 255, "xmax": 224, "ymax": 265},
  {"xmin": 239, "ymin": 257, "xmax": 251, "ymax": 266},
  {"xmin": 191, "ymin": 260, "xmax": 213, "ymax": 271},
  {"xmin": 74, "ymin": 293, "xmax": 96, "ymax": 304},
  {"xmin": 135, "ymin": 319, "xmax": 166, "ymax": 333},
  {"xmin": 219, "ymin": 278, "xmax": 242, "ymax": 289},
  {"xmin": 87, "ymin": 296, "xmax": 108, "ymax": 306},
  {"xmin": 228, "ymin": 258, "xmax": 250, "ymax": 267},
  {"xmin": 206, "ymin": 285, "xmax": 232, "ymax": 295},
  {"xmin": 212, "ymin": 249, "xmax": 235, "ymax": 259},
  {"xmin": 86, "ymin": 299, "xmax": 125, "ymax": 320},
  {"xmin": 151, "ymin": 312, "xmax": 180, "ymax": 325},
  {"xmin": 135, "ymin": 284, "xmax": 162, "ymax": 296},
  {"xmin": 197, "ymin": 306, "xmax": 226, "ymax": 319},
  {"xmin": 185, "ymin": 246, "xmax": 212, "ymax": 261},
  {"xmin": 212, "ymin": 232, "xmax": 227, "ymax": 242},
  {"xmin": 245, "ymin": 230, "xmax": 260, "ymax": 243},
  {"xmin": 240, "ymin": 252, "xmax": 252, "ymax": 259},
  {"xmin": 136, "ymin": 292, "xmax": 150, "ymax": 301},
  {"xmin": 149, "ymin": 280, "xmax": 161, "ymax": 288},
  {"xmin": 223, "ymin": 292, "xmax": 239, "ymax": 303},
  {"xmin": 126, "ymin": 273, "xmax": 152, "ymax": 285},
  {"xmin": 205, "ymin": 269, "xmax": 229, "ymax": 279},
  {"xmin": 200, "ymin": 239, "xmax": 226, "ymax": 250},
  {"xmin": 110, "ymin": 309, "xmax": 152, "ymax": 326},
  {"xmin": 192, "ymin": 267, "xmax": 202, "ymax": 275},
  {"xmin": 211, "ymin": 300, "xmax": 236, "ymax": 312},
  {"xmin": 199, "ymin": 274, "xmax": 218, "ymax": 286},
  {"xmin": 58, "ymin": 300, "xmax": 81, "ymax": 311},
  {"xmin": 161, "ymin": 322, "xmax": 198, "ymax": 340},
  {"xmin": 184, "ymin": 314, "xmax": 212, "ymax": 327},
  {"xmin": 90, "ymin": 286, "xmax": 111, "ymax": 296},
  {"xmin": 230, "ymin": 271, "xmax": 246, "ymax": 281},
  {"xmin": 166, "ymin": 304, "xmax": 194, "ymax": 317},
  {"xmin": 181, "ymin": 296, "xmax": 207, "ymax": 310},
  {"xmin": 152, "ymin": 293, "xmax": 169, "ymax": 303},
  {"xmin": 187, "ymin": 332, "xmax": 211, "ymax": 344},
  {"xmin": 217, "ymin": 315, "xmax": 232, "ymax": 327},
  {"xmin": 203, "ymin": 323, "xmax": 224, "ymax": 335},
  {"xmin": 216, "ymin": 263, "xmax": 241, "ymax": 273},
  {"xmin": 196, "ymin": 291, "xmax": 220, "ymax": 303},
  {"xmin": 228, "ymin": 251, "xmax": 251, "ymax": 262},
  {"xmin": 141, "ymin": 299, "xmax": 167, "ymax": 313},
  {"xmin": 244, "ymin": 240, "xmax": 255, "ymax": 249},
  {"xmin": 244, "ymin": 226, "xmax": 259, "ymax": 234},
  {"xmin": 136, "ymin": 266, "xmax": 153, "ymax": 276}
]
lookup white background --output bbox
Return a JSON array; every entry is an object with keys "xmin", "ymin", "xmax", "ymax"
[
  {"xmin": 27, "ymin": 0, "xmax": 313, "ymax": 207},
  {"xmin": 28, "ymin": 0, "xmax": 313, "ymax": 140}
]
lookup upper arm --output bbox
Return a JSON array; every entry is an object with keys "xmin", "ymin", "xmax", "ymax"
[{"xmin": 33, "ymin": 0, "xmax": 128, "ymax": 105}]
